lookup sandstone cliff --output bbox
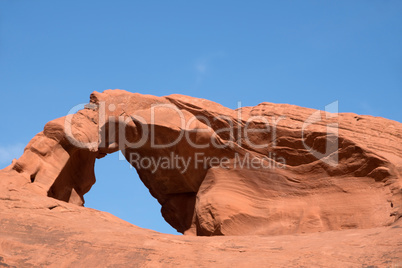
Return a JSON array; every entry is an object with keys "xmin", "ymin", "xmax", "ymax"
[{"xmin": 0, "ymin": 90, "xmax": 401, "ymax": 266}]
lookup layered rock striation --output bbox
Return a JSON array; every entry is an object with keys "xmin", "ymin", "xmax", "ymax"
[{"xmin": 1, "ymin": 89, "xmax": 402, "ymax": 237}]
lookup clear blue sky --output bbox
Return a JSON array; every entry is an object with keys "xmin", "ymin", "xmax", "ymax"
[{"xmin": 0, "ymin": 1, "xmax": 401, "ymax": 234}]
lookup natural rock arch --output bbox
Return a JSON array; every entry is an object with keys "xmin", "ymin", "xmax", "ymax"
[{"xmin": 1, "ymin": 89, "xmax": 401, "ymax": 236}]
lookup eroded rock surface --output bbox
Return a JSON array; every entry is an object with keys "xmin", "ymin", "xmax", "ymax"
[
  {"xmin": 0, "ymin": 191, "xmax": 401, "ymax": 267},
  {"xmin": 1, "ymin": 89, "xmax": 402, "ymax": 238}
]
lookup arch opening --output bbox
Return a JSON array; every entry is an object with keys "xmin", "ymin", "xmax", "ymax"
[{"xmin": 85, "ymin": 152, "xmax": 179, "ymax": 235}]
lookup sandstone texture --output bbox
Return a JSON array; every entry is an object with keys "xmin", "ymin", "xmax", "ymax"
[
  {"xmin": 0, "ymin": 89, "xmax": 401, "ymax": 266},
  {"xmin": 0, "ymin": 193, "xmax": 401, "ymax": 267}
]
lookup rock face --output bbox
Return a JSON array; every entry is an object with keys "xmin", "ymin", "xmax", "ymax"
[
  {"xmin": 1, "ymin": 89, "xmax": 402, "ymax": 238},
  {"xmin": 0, "ymin": 193, "xmax": 401, "ymax": 267},
  {"xmin": 1, "ymin": 89, "xmax": 402, "ymax": 266}
]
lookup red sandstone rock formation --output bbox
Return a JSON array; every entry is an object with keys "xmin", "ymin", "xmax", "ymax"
[{"xmin": 0, "ymin": 89, "xmax": 401, "ymax": 266}]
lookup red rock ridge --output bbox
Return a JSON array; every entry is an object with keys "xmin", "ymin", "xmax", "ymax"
[{"xmin": 1, "ymin": 89, "xmax": 401, "ymax": 237}]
